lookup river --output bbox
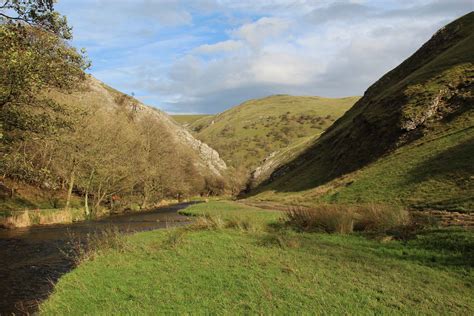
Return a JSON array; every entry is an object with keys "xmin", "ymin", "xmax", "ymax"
[{"xmin": 0, "ymin": 203, "xmax": 194, "ymax": 315}]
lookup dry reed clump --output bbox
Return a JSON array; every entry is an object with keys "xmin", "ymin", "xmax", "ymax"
[
  {"xmin": 188, "ymin": 214, "xmax": 226, "ymax": 230},
  {"xmin": 187, "ymin": 214, "xmax": 258, "ymax": 232},
  {"xmin": 0, "ymin": 211, "xmax": 31, "ymax": 228},
  {"xmin": 64, "ymin": 226, "xmax": 128, "ymax": 264},
  {"xmin": 285, "ymin": 204, "xmax": 410, "ymax": 234},
  {"xmin": 0, "ymin": 208, "xmax": 87, "ymax": 229}
]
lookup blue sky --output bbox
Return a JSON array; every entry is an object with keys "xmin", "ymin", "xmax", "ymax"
[{"xmin": 55, "ymin": 0, "xmax": 472, "ymax": 114}]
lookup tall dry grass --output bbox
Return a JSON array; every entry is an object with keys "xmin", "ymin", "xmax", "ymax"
[
  {"xmin": 187, "ymin": 214, "xmax": 259, "ymax": 232},
  {"xmin": 64, "ymin": 226, "xmax": 129, "ymax": 264},
  {"xmin": 285, "ymin": 204, "xmax": 410, "ymax": 234}
]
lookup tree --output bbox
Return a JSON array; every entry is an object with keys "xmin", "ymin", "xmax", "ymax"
[
  {"xmin": 0, "ymin": 0, "xmax": 72, "ymax": 39},
  {"xmin": 1, "ymin": 0, "xmax": 88, "ymax": 185}
]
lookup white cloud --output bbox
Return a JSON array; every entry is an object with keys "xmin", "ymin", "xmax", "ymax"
[
  {"xmin": 194, "ymin": 40, "xmax": 245, "ymax": 54},
  {"xmin": 231, "ymin": 17, "xmax": 292, "ymax": 47},
  {"xmin": 58, "ymin": 1, "xmax": 473, "ymax": 113}
]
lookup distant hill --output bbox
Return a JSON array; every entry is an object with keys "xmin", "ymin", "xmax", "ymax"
[
  {"xmin": 190, "ymin": 95, "xmax": 359, "ymax": 173},
  {"xmin": 172, "ymin": 114, "xmax": 213, "ymax": 128},
  {"xmin": 247, "ymin": 12, "xmax": 474, "ymax": 212}
]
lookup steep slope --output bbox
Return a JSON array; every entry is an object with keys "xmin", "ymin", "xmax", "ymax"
[
  {"xmin": 52, "ymin": 76, "xmax": 227, "ymax": 176},
  {"xmin": 191, "ymin": 95, "xmax": 358, "ymax": 172},
  {"xmin": 248, "ymin": 12, "xmax": 474, "ymax": 211}
]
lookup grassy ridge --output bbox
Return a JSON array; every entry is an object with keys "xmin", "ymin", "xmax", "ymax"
[
  {"xmin": 192, "ymin": 95, "xmax": 358, "ymax": 171},
  {"xmin": 249, "ymin": 13, "xmax": 474, "ymax": 211},
  {"xmin": 41, "ymin": 201, "xmax": 474, "ymax": 315}
]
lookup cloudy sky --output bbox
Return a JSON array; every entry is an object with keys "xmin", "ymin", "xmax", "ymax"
[{"xmin": 56, "ymin": 0, "xmax": 472, "ymax": 114}]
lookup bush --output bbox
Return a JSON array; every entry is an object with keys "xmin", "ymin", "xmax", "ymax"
[{"xmin": 285, "ymin": 204, "xmax": 410, "ymax": 234}]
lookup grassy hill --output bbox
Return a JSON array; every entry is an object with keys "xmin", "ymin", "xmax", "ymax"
[
  {"xmin": 247, "ymin": 12, "xmax": 474, "ymax": 212},
  {"xmin": 171, "ymin": 114, "xmax": 213, "ymax": 128},
  {"xmin": 191, "ymin": 95, "xmax": 358, "ymax": 172}
]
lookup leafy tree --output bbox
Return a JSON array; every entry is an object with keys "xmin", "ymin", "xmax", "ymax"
[
  {"xmin": 0, "ymin": 0, "xmax": 71, "ymax": 38},
  {"xmin": 1, "ymin": 0, "xmax": 88, "ymax": 185}
]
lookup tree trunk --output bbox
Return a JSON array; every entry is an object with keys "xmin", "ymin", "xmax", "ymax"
[
  {"xmin": 140, "ymin": 183, "xmax": 149, "ymax": 209},
  {"xmin": 94, "ymin": 192, "xmax": 107, "ymax": 211},
  {"xmin": 84, "ymin": 191, "xmax": 90, "ymax": 216},
  {"xmin": 84, "ymin": 169, "xmax": 94, "ymax": 217},
  {"xmin": 141, "ymin": 194, "xmax": 148, "ymax": 210},
  {"xmin": 65, "ymin": 169, "xmax": 75, "ymax": 210}
]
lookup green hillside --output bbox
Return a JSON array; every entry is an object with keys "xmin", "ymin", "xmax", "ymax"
[
  {"xmin": 171, "ymin": 114, "xmax": 213, "ymax": 127},
  {"xmin": 193, "ymin": 95, "xmax": 359, "ymax": 172},
  {"xmin": 247, "ymin": 12, "xmax": 474, "ymax": 212}
]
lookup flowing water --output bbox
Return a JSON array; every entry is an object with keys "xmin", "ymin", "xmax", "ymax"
[{"xmin": 0, "ymin": 203, "xmax": 194, "ymax": 315}]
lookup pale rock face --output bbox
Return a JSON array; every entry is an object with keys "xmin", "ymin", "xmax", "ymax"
[
  {"xmin": 401, "ymin": 89, "xmax": 446, "ymax": 131},
  {"xmin": 142, "ymin": 106, "xmax": 228, "ymax": 175}
]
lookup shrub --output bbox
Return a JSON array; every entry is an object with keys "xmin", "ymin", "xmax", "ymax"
[{"xmin": 285, "ymin": 204, "xmax": 410, "ymax": 234}]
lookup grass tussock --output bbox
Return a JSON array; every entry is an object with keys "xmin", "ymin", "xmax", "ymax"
[
  {"xmin": 65, "ymin": 226, "xmax": 129, "ymax": 264},
  {"xmin": 285, "ymin": 203, "xmax": 410, "ymax": 234},
  {"xmin": 187, "ymin": 214, "xmax": 259, "ymax": 232}
]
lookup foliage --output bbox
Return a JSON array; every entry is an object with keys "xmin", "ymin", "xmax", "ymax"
[
  {"xmin": 0, "ymin": 0, "xmax": 72, "ymax": 39},
  {"xmin": 0, "ymin": 24, "xmax": 87, "ymax": 136}
]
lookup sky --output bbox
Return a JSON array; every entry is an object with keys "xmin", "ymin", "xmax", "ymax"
[{"xmin": 55, "ymin": 0, "xmax": 473, "ymax": 114}]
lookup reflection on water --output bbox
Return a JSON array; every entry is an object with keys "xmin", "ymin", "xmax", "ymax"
[{"xmin": 0, "ymin": 203, "xmax": 193, "ymax": 315}]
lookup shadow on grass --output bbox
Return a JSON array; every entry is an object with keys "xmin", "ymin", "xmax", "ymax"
[
  {"xmin": 263, "ymin": 224, "xmax": 474, "ymax": 270},
  {"xmin": 402, "ymin": 137, "xmax": 474, "ymax": 210}
]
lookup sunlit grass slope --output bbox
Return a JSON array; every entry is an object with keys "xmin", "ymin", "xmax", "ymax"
[
  {"xmin": 41, "ymin": 201, "xmax": 474, "ymax": 315},
  {"xmin": 192, "ymin": 95, "xmax": 358, "ymax": 171}
]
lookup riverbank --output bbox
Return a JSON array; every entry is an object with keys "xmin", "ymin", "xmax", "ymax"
[
  {"xmin": 41, "ymin": 201, "xmax": 474, "ymax": 314},
  {"xmin": 0, "ymin": 199, "xmax": 198, "ymax": 229},
  {"xmin": 0, "ymin": 203, "xmax": 193, "ymax": 315}
]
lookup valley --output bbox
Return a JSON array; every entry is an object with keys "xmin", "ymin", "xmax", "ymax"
[{"xmin": 1, "ymin": 3, "xmax": 473, "ymax": 315}]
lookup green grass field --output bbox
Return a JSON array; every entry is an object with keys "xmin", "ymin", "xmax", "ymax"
[
  {"xmin": 41, "ymin": 201, "xmax": 474, "ymax": 315},
  {"xmin": 191, "ymin": 95, "xmax": 358, "ymax": 171}
]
